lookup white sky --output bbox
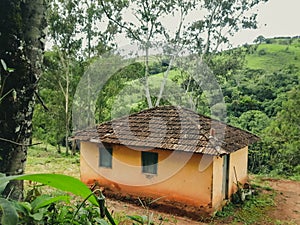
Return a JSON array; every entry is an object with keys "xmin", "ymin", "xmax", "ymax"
[
  {"xmin": 115, "ymin": 0, "xmax": 300, "ymax": 51},
  {"xmin": 230, "ymin": 0, "xmax": 300, "ymax": 46},
  {"xmin": 47, "ymin": 0, "xmax": 300, "ymax": 51}
]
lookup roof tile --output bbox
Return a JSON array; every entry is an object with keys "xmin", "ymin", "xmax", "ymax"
[{"xmin": 74, "ymin": 106, "xmax": 259, "ymax": 155}]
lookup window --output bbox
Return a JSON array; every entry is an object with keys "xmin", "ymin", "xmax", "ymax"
[
  {"xmin": 142, "ymin": 152, "xmax": 158, "ymax": 174},
  {"xmin": 99, "ymin": 146, "xmax": 113, "ymax": 168}
]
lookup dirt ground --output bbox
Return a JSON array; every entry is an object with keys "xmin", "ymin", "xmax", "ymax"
[
  {"xmin": 264, "ymin": 178, "xmax": 300, "ymax": 225},
  {"xmin": 105, "ymin": 178, "xmax": 300, "ymax": 224}
]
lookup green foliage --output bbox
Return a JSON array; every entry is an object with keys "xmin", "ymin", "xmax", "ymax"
[
  {"xmin": 0, "ymin": 198, "xmax": 18, "ymax": 225},
  {"xmin": 0, "ymin": 173, "xmax": 121, "ymax": 225},
  {"xmin": 245, "ymin": 38, "xmax": 300, "ymax": 73},
  {"xmin": 32, "ymin": 50, "xmax": 83, "ymax": 151},
  {"xmin": 0, "ymin": 174, "xmax": 98, "ymax": 206},
  {"xmin": 254, "ymin": 35, "xmax": 266, "ymax": 44},
  {"xmin": 215, "ymin": 191, "xmax": 275, "ymax": 224},
  {"xmin": 127, "ymin": 214, "xmax": 153, "ymax": 225},
  {"xmin": 45, "ymin": 0, "xmax": 115, "ymax": 153},
  {"xmin": 261, "ymin": 86, "xmax": 300, "ymax": 176},
  {"xmin": 96, "ymin": 62, "xmax": 145, "ymax": 122},
  {"xmin": 48, "ymin": 0, "xmax": 82, "ymax": 55},
  {"xmin": 99, "ymin": 0, "xmax": 267, "ymax": 108},
  {"xmin": 14, "ymin": 195, "xmax": 70, "ymax": 224},
  {"xmin": 230, "ymin": 110, "xmax": 270, "ymax": 135},
  {"xmin": 0, "ymin": 59, "xmax": 15, "ymax": 104},
  {"xmin": 223, "ymin": 38, "xmax": 300, "ymax": 176},
  {"xmin": 184, "ymin": 37, "xmax": 300, "ymax": 177}
]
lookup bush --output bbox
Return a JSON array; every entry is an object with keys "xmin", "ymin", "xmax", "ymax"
[
  {"xmin": 0, "ymin": 174, "xmax": 116, "ymax": 225},
  {"xmin": 258, "ymin": 49, "xmax": 267, "ymax": 56}
]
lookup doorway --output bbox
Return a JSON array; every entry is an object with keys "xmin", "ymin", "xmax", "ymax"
[{"xmin": 222, "ymin": 154, "xmax": 230, "ymax": 199}]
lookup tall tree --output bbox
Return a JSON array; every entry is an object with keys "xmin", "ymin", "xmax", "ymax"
[
  {"xmin": 32, "ymin": 49, "xmax": 83, "ymax": 154},
  {"xmin": 79, "ymin": 0, "xmax": 116, "ymax": 59},
  {"xmin": 262, "ymin": 86, "xmax": 300, "ymax": 176},
  {"xmin": 100, "ymin": 0, "xmax": 268, "ymax": 109},
  {"xmin": 78, "ymin": 0, "xmax": 117, "ymax": 127},
  {"xmin": 46, "ymin": 0, "xmax": 116, "ymax": 151},
  {"xmin": 47, "ymin": 0, "xmax": 83, "ymax": 155},
  {"xmin": 100, "ymin": 0, "xmax": 193, "ymax": 108},
  {"xmin": 0, "ymin": 0, "xmax": 47, "ymax": 199}
]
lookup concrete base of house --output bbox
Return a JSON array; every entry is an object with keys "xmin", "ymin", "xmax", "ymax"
[
  {"xmin": 86, "ymin": 179, "xmax": 221, "ymax": 221},
  {"xmin": 106, "ymin": 190, "xmax": 213, "ymax": 220}
]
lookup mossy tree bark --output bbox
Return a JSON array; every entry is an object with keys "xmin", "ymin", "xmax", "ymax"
[{"xmin": 0, "ymin": 0, "xmax": 47, "ymax": 200}]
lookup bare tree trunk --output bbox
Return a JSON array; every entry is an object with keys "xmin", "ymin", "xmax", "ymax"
[
  {"xmin": 57, "ymin": 51, "xmax": 70, "ymax": 156},
  {"xmin": 0, "ymin": 0, "xmax": 47, "ymax": 199},
  {"xmin": 65, "ymin": 63, "xmax": 70, "ymax": 155},
  {"xmin": 84, "ymin": 0, "xmax": 93, "ymax": 127},
  {"xmin": 155, "ymin": 57, "xmax": 175, "ymax": 107},
  {"xmin": 144, "ymin": 44, "xmax": 153, "ymax": 108}
]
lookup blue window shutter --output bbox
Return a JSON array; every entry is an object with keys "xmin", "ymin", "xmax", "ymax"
[
  {"xmin": 142, "ymin": 152, "xmax": 158, "ymax": 174},
  {"xmin": 99, "ymin": 146, "xmax": 113, "ymax": 168}
]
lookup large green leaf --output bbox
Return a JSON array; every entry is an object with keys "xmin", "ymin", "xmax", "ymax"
[
  {"xmin": 31, "ymin": 195, "xmax": 70, "ymax": 212},
  {"xmin": 0, "ymin": 198, "xmax": 18, "ymax": 225},
  {"xmin": 0, "ymin": 173, "xmax": 8, "ymax": 194},
  {"xmin": 0, "ymin": 174, "xmax": 98, "ymax": 206}
]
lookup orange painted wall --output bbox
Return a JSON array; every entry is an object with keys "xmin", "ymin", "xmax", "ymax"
[
  {"xmin": 80, "ymin": 142, "xmax": 213, "ymax": 207},
  {"xmin": 80, "ymin": 142, "xmax": 248, "ymax": 210},
  {"xmin": 228, "ymin": 147, "xmax": 248, "ymax": 196},
  {"xmin": 212, "ymin": 156, "xmax": 224, "ymax": 209},
  {"xmin": 211, "ymin": 147, "xmax": 248, "ymax": 210}
]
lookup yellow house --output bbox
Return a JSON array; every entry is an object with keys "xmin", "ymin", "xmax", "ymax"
[{"xmin": 74, "ymin": 106, "xmax": 258, "ymax": 215}]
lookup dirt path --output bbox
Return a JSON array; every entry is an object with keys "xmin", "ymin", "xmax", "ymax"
[
  {"xmin": 263, "ymin": 178, "xmax": 300, "ymax": 224},
  {"xmin": 106, "ymin": 178, "xmax": 300, "ymax": 224}
]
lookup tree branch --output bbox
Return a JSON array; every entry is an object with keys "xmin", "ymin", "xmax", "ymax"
[
  {"xmin": 34, "ymin": 91, "xmax": 49, "ymax": 111},
  {"xmin": 99, "ymin": 0, "xmax": 142, "ymax": 42},
  {"xmin": 0, "ymin": 137, "xmax": 42, "ymax": 147}
]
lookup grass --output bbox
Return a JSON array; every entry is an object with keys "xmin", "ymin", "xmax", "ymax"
[
  {"xmin": 245, "ymin": 38, "xmax": 300, "ymax": 73},
  {"xmin": 213, "ymin": 188, "xmax": 276, "ymax": 225},
  {"xmin": 26, "ymin": 143, "xmax": 80, "ymax": 179},
  {"xmin": 26, "ymin": 143, "xmax": 287, "ymax": 225}
]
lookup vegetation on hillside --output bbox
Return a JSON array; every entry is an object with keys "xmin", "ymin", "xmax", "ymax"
[
  {"xmin": 2, "ymin": 0, "xmax": 300, "ymax": 224},
  {"xmin": 32, "ymin": 37, "xmax": 300, "ymax": 179}
]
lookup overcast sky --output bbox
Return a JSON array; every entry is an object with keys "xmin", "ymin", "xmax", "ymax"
[
  {"xmin": 115, "ymin": 0, "xmax": 300, "ymax": 51},
  {"xmin": 47, "ymin": 0, "xmax": 300, "ymax": 51},
  {"xmin": 230, "ymin": 0, "xmax": 300, "ymax": 46}
]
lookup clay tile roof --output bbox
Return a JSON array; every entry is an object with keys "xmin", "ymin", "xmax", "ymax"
[{"xmin": 74, "ymin": 105, "xmax": 259, "ymax": 156}]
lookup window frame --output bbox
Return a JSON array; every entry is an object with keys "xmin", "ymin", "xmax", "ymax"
[
  {"xmin": 99, "ymin": 145, "xmax": 113, "ymax": 168},
  {"xmin": 141, "ymin": 151, "xmax": 158, "ymax": 175}
]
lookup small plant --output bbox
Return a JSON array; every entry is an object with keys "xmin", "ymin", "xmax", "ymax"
[
  {"xmin": 214, "ymin": 184, "xmax": 275, "ymax": 225},
  {"xmin": 0, "ymin": 173, "xmax": 117, "ymax": 225},
  {"xmin": 14, "ymin": 194, "xmax": 70, "ymax": 224},
  {"xmin": 126, "ymin": 197, "xmax": 166, "ymax": 225}
]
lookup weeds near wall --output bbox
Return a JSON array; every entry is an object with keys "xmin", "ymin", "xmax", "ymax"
[{"xmin": 214, "ymin": 183, "xmax": 275, "ymax": 225}]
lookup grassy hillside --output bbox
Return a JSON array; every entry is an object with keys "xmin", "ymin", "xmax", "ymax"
[
  {"xmin": 244, "ymin": 37, "xmax": 300, "ymax": 73},
  {"xmin": 100, "ymin": 37, "xmax": 300, "ymax": 122}
]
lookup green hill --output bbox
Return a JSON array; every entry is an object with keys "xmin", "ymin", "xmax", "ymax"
[{"xmin": 244, "ymin": 37, "xmax": 300, "ymax": 73}]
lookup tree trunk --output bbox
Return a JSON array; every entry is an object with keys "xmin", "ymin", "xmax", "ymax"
[
  {"xmin": 65, "ymin": 63, "xmax": 70, "ymax": 156},
  {"xmin": 144, "ymin": 43, "xmax": 153, "ymax": 108},
  {"xmin": 155, "ymin": 57, "xmax": 175, "ymax": 107},
  {"xmin": 0, "ymin": 0, "xmax": 47, "ymax": 200}
]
